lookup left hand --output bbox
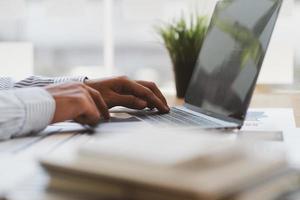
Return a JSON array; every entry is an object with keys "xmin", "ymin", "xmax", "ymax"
[{"xmin": 85, "ymin": 76, "xmax": 170, "ymax": 113}]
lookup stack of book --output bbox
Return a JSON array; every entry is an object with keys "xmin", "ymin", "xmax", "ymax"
[{"xmin": 40, "ymin": 131, "xmax": 300, "ymax": 200}]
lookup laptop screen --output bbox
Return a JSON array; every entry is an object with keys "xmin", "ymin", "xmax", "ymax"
[{"xmin": 185, "ymin": 0, "xmax": 282, "ymax": 122}]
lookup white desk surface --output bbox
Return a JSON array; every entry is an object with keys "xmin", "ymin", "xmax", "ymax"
[{"xmin": 2, "ymin": 86, "xmax": 300, "ymax": 199}]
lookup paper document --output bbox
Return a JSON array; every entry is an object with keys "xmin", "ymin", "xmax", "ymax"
[
  {"xmin": 39, "ymin": 122, "xmax": 90, "ymax": 136},
  {"xmin": 281, "ymin": 128, "xmax": 300, "ymax": 167},
  {"xmin": 242, "ymin": 108, "xmax": 295, "ymax": 131}
]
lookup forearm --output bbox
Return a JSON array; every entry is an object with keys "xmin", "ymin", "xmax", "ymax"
[{"xmin": 0, "ymin": 88, "xmax": 55, "ymax": 140}]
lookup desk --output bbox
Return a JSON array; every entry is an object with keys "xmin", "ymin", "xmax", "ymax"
[
  {"xmin": 167, "ymin": 84, "xmax": 300, "ymax": 127},
  {"xmin": 2, "ymin": 84, "xmax": 300, "ymax": 200}
]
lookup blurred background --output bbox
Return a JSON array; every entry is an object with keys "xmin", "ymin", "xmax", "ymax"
[{"xmin": 0, "ymin": 0, "xmax": 298, "ymax": 93}]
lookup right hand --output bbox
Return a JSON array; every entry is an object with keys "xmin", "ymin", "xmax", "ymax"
[{"xmin": 45, "ymin": 82, "xmax": 110, "ymax": 126}]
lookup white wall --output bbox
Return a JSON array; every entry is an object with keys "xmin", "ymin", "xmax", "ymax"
[
  {"xmin": 0, "ymin": 42, "xmax": 33, "ymax": 80},
  {"xmin": 294, "ymin": 0, "xmax": 300, "ymax": 69},
  {"xmin": 257, "ymin": 0, "xmax": 294, "ymax": 84}
]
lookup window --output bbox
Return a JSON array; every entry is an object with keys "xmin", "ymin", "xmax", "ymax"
[{"xmin": 0, "ymin": 0, "xmax": 298, "ymax": 91}]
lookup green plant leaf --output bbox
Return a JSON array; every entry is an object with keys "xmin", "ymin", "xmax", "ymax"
[{"xmin": 156, "ymin": 14, "xmax": 208, "ymax": 70}]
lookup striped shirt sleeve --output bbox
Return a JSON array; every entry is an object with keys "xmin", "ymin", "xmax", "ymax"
[
  {"xmin": 0, "ymin": 75, "xmax": 87, "ymax": 140},
  {"xmin": 14, "ymin": 76, "xmax": 87, "ymax": 88},
  {"xmin": 0, "ymin": 77, "xmax": 14, "ymax": 89},
  {"xmin": 0, "ymin": 88, "xmax": 55, "ymax": 140}
]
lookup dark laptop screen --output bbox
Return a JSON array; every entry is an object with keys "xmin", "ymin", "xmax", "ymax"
[{"xmin": 185, "ymin": 0, "xmax": 282, "ymax": 122}]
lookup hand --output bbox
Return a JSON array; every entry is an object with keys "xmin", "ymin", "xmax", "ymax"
[
  {"xmin": 45, "ymin": 82, "xmax": 110, "ymax": 126},
  {"xmin": 85, "ymin": 76, "xmax": 170, "ymax": 113}
]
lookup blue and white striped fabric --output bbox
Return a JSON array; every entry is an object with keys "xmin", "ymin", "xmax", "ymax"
[
  {"xmin": 0, "ymin": 76, "xmax": 86, "ymax": 140},
  {"xmin": 0, "ymin": 88, "xmax": 55, "ymax": 140},
  {"xmin": 14, "ymin": 76, "xmax": 87, "ymax": 88},
  {"xmin": 0, "ymin": 77, "xmax": 14, "ymax": 89}
]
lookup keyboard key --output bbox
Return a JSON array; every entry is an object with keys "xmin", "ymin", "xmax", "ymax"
[{"xmin": 136, "ymin": 108, "xmax": 221, "ymax": 127}]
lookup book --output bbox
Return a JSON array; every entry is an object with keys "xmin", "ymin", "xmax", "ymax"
[{"xmin": 40, "ymin": 131, "xmax": 294, "ymax": 200}]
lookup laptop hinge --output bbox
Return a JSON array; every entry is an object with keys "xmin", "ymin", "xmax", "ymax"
[{"xmin": 183, "ymin": 103, "xmax": 243, "ymax": 126}]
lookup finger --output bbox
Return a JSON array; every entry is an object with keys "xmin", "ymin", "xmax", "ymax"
[
  {"xmin": 75, "ymin": 115, "xmax": 97, "ymax": 126},
  {"xmin": 84, "ymin": 85, "xmax": 110, "ymax": 120},
  {"xmin": 78, "ymin": 94, "xmax": 101, "ymax": 126},
  {"xmin": 121, "ymin": 79, "xmax": 169, "ymax": 113},
  {"xmin": 114, "ymin": 94, "xmax": 148, "ymax": 110},
  {"xmin": 137, "ymin": 81, "xmax": 168, "ymax": 106}
]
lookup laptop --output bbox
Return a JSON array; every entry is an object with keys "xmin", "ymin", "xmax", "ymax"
[{"xmin": 101, "ymin": 0, "xmax": 283, "ymax": 130}]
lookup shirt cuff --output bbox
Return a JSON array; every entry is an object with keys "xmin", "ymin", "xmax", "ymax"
[
  {"xmin": 14, "ymin": 88, "xmax": 55, "ymax": 136},
  {"xmin": 53, "ymin": 76, "xmax": 88, "ymax": 84},
  {"xmin": 0, "ymin": 77, "xmax": 14, "ymax": 90}
]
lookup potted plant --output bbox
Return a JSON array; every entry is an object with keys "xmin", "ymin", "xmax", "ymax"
[{"xmin": 157, "ymin": 15, "xmax": 208, "ymax": 98}]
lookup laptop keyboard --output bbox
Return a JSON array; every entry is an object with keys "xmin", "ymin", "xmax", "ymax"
[{"xmin": 136, "ymin": 107, "xmax": 222, "ymax": 127}]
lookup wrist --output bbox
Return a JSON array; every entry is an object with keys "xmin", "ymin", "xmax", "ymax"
[
  {"xmin": 54, "ymin": 76, "xmax": 88, "ymax": 84},
  {"xmin": 84, "ymin": 79, "xmax": 99, "ymax": 88}
]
